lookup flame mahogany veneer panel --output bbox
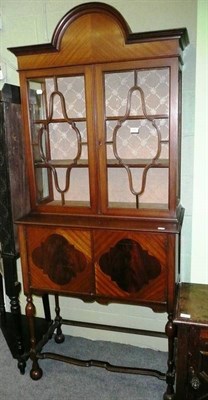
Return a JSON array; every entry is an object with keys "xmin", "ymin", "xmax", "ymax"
[
  {"xmin": 94, "ymin": 230, "xmax": 168, "ymax": 303},
  {"xmin": 23, "ymin": 226, "xmax": 94, "ymax": 294}
]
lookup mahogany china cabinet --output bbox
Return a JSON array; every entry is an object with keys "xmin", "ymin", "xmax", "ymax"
[{"xmin": 9, "ymin": 3, "xmax": 189, "ymax": 399}]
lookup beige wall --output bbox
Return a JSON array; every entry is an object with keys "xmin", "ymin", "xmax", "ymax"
[
  {"xmin": 0, "ymin": 0, "xmax": 201, "ymax": 350},
  {"xmin": 191, "ymin": 0, "xmax": 208, "ymax": 282}
]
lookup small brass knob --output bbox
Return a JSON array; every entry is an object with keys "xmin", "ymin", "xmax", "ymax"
[{"xmin": 191, "ymin": 375, "xmax": 200, "ymax": 390}]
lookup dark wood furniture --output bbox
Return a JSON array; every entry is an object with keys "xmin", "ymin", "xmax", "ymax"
[
  {"xmin": 0, "ymin": 84, "xmax": 51, "ymax": 367},
  {"xmin": 9, "ymin": 3, "xmax": 189, "ymax": 398},
  {"xmin": 0, "ymin": 83, "xmax": 29, "ymax": 357},
  {"xmin": 174, "ymin": 283, "xmax": 208, "ymax": 400}
]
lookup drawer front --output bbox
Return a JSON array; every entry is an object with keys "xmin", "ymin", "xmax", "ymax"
[
  {"xmin": 94, "ymin": 230, "xmax": 170, "ymax": 306},
  {"xmin": 20, "ymin": 225, "xmax": 94, "ymax": 295}
]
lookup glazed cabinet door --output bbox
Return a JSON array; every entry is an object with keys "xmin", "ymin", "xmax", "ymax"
[
  {"xmin": 21, "ymin": 66, "xmax": 98, "ymax": 214},
  {"xmin": 96, "ymin": 59, "xmax": 180, "ymax": 218}
]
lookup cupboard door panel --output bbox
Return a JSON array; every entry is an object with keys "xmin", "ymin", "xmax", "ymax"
[
  {"xmin": 24, "ymin": 226, "xmax": 94, "ymax": 294},
  {"xmin": 94, "ymin": 230, "xmax": 168, "ymax": 305}
]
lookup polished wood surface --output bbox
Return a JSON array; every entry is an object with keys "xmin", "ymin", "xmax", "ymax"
[
  {"xmin": 19, "ymin": 223, "xmax": 171, "ymax": 310},
  {"xmin": 175, "ymin": 283, "xmax": 208, "ymax": 326},
  {"xmin": 9, "ymin": 3, "xmax": 189, "ymax": 399}
]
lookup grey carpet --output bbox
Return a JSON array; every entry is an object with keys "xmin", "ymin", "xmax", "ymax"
[{"xmin": 0, "ymin": 331, "xmax": 167, "ymax": 399}]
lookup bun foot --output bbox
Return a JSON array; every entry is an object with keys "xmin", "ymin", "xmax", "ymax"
[
  {"xmin": 30, "ymin": 366, "xmax": 43, "ymax": 380},
  {"xmin": 163, "ymin": 392, "xmax": 175, "ymax": 400},
  {"xmin": 54, "ymin": 332, "xmax": 65, "ymax": 344}
]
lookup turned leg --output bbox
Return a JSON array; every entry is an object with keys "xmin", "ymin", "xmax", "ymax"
[
  {"xmin": 54, "ymin": 294, "xmax": 65, "ymax": 344},
  {"xmin": 10, "ymin": 292, "xmax": 27, "ymax": 375},
  {"xmin": 163, "ymin": 313, "xmax": 176, "ymax": 400},
  {"xmin": 26, "ymin": 295, "xmax": 43, "ymax": 380},
  {"xmin": 3, "ymin": 256, "xmax": 25, "ymax": 356},
  {"xmin": 10, "ymin": 293, "xmax": 25, "ymax": 355}
]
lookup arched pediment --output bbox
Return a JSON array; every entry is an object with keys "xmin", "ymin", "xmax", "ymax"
[
  {"xmin": 51, "ymin": 2, "xmax": 131, "ymax": 50},
  {"xmin": 9, "ymin": 2, "xmax": 189, "ymax": 70}
]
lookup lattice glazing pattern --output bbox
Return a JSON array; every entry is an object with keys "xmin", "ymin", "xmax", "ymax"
[
  {"xmin": 105, "ymin": 69, "xmax": 169, "ymax": 116},
  {"xmin": 104, "ymin": 68, "xmax": 169, "ymax": 209},
  {"xmin": 29, "ymin": 75, "xmax": 90, "ymax": 206}
]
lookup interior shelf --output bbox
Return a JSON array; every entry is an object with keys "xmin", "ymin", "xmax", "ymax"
[{"xmin": 35, "ymin": 159, "xmax": 169, "ymax": 168}]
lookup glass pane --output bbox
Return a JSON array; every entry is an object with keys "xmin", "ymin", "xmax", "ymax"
[
  {"xmin": 48, "ymin": 122, "xmax": 88, "ymax": 161},
  {"xmin": 136, "ymin": 69, "xmax": 169, "ymax": 115},
  {"xmin": 105, "ymin": 68, "xmax": 169, "ymax": 117},
  {"xmin": 45, "ymin": 76, "xmax": 86, "ymax": 119},
  {"xmin": 53, "ymin": 168, "xmax": 90, "ymax": 205},
  {"xmin": 108, "ymin": 168, "xmax": 168, "ymax": 209},
  {"xmin": 106, "ymin": 119, "xmax": 169, "ymax": 161},
  {"xmin": 29, "ymin": 80, "xmax": 46, "ymax": 120},
  {"xmin": 35, "ymin": 168, "xmax": 49, "ymax": 201},
  {"xmin": 105, "ymin": 71, "xmax": 134, "ymax": 117},
  {"xmin": 28, "ymin": 75, "xmax": 90, "ymax": 208}
]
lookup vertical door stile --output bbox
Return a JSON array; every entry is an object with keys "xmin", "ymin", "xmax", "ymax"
[
  {"xmin": 94, "ymin": 64, "xmax": 108, "ymax": 215},
  {"xmin": 85, "ymin": 65, "xmax": 98, "ymax": 214},
  {"xmin": 169, "ymin": 58, "xmax": 179, "ymax": 216}
]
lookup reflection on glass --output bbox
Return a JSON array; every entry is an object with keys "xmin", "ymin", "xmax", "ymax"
[{"xmin": 28, "ymin": 75, "xmax": 90, "ymax": 207}]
